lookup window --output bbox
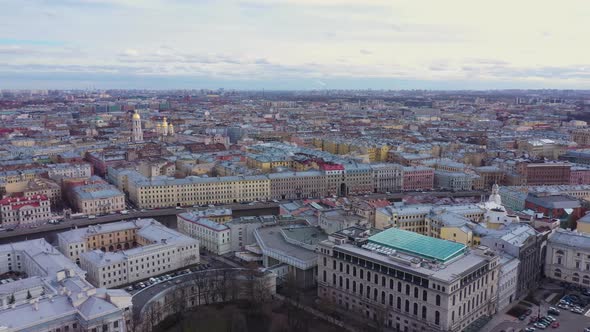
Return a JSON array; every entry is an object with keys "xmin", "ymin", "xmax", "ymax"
[
  {"xmin": 436, "ymin": 295, "xmax": 441, "ymax": 306},
  {"xmin": 423, "ymin": 290, "xmax": 427, "ymax": 301},
  {"xmin": 414, "ymin": 287, "xmax": 418, "ymax": 298},
  {"xmin": 422, "ymin": 306, "xmax": 427, "ymax": 319},
  {"xmin": 405, "ymin": 299, "xmax": 409, "ymax": 312},
  {"xmin": 554, "ymin": 269, "xmax": 562, "ymax": 278},
  {"xmin": 435, "ymin": 311, "xmax": 440, "ymax": 325}
]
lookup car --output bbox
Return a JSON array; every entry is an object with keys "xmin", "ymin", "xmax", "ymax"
[
  {"xmin": 547, "ymin": 309, "xmax": 559, "ymax": 316},
  {"xmin": 519, "ymin": 314, "xmax": 527, "ymax": 321},
  {"xmin": 546, "ymin": 316, "xmax": 556, "ymax": 322},
  {"xmin": 573, "ymin": 308, "xmax": 584, "ymax": 314},
  {"xmin": 524, "ymin": 328, "xmax": 536, "ymax": 332},
  {"xmin": 126, "ymin": 286, "xmax": 134, "ymax": 291},
  {"xmin": 550, "ymin": 322, "xmax": 559, "ymax": 329},
  {"xmin": 175, "ymin": 206, "xmax": 182, "ymax": 210},
  {"xmin": 534, "ymin": 323, "xmax": 546, "ymax": 329},
  {"xmin": 584, "ymin": 328, "xmax": 590, "ymax": 332},
  {"xmin": 557, "ymin": 303, "xmax": 569, "ymax": 309}
]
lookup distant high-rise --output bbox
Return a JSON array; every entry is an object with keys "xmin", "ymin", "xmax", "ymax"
[{"xmin": 132, "ymin": 110, "xmax": 143, "ymax": 142}]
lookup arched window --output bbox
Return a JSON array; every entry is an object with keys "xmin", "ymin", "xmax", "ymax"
[
  {"xmin": 573, "ymin": 273, "xmax": 580, "ymax": 283},
  {"xmin": 397, "ymin": 282, "xmax": 402, "ymax": 292},
  {"xmin": 583, "ymin": 275, "xmax": 590, "ymax": 285},
  {"xmin": 423, "ymin": 290, "xmax": 428, "ymax": 301},
  {"xmin": 554, "ymin": 269, "xmax": 562, "ymax": 278},
  {"xmin": 405, "ymin": 300, "xmax": 410, "ymax": 312},
  {"xmin": 406, "ymin": 284, "xmax": 410, "ymax": 295},
  {"xmin": 397, "ymin": 297, "xmax": 401, "ymax": 309},
  {"xmin": 389, "ymin": 294, "xmax": 394, "ymax": 306},
  {"xmin": 414, "ymin": 287, "xmax": 419, "ymax": 298},
  {"xmin": 435, "ymin": 311, "xmax": 440, "ymax": 325},
  {"xmin": 413, "ymin": 303, "xmax": 418, "ymax": 315},
  {"xmin": 436, "ymin": 294, "xmax": 441, "ymax": 306},
  {"xmin": 323, "ymin": 271, "xmax": 326, "ymax": 282}
]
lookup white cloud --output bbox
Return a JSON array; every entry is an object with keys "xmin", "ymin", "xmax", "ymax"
[{"xmin": 1, "ymin": 0, "xmax": 590, "ymax": 88}]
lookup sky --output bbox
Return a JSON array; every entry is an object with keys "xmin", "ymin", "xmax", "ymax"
[{"xmin": 1, "ymin": 0, "xmax": 589, "ymax": 90}]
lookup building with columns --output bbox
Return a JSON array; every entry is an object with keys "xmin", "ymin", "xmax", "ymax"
[{"xmin": 317, "ymin": 227, "xmax": 501, "ymax": 332}]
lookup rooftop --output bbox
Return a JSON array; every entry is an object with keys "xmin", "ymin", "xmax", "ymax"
[{"xmin": 368, "ymin": 228, "xmax": 467, "ymax": 263}]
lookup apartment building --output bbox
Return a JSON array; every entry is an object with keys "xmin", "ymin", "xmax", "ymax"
[
  {"xmin": 0, "ymin": 195, "xmax": 51, "ymax": 227},
  {"xmin": 0, "ymin": 239, "xmax": 132, "ymax": 332},
  {"xmin": 372, "ymin": 163, "xmax": 403, "ymax": 193},
  {"xmin": 402, "ymin": 166, "xmax": 435, "ymax": 191},
  {"xmin": 317, "ymin": 227, "xmax": 500, "ymax": 332},
  {"xmin": 46, "ymin": 162, "xmax": 93, "ymax": 180},
  {"xmin": 177, "ymin": 212, "xmax": 231, "ymax": 255},
  {"xmin": 58, "ymin": 219, "xmax": 199, "ymax": 288},
  {"xmin": 21, "ymin": 177, "xmax": 62, "ymax": 207},
  {"xmin": 126, "ymin": 171, "xmax": 270, "ymax": 208},
  {"xmin": 71, "ymin": 183, "xmax": 125, "ymax": 215}
]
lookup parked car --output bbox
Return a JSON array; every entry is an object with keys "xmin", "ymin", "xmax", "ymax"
[
  {"xmin": 524, "ymin": 328, "xmax": 536, "ymax": 332},
  {"xmin": 551, "ymin": 321, "xmax": 559, "ymax": 329},
  {"xmin": 533, "ymin": 322, "xmax": 546, "ymax": 329},
  {"xmin": 519, "ymin": 314, "xmax": 527, "ymax": 321}
]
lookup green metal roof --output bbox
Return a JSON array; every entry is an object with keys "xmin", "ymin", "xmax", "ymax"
[{"xmin": 368, "ymin": 228, "xmax": 466, "ymax": 263}]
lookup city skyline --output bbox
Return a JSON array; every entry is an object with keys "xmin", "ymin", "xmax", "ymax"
[{"xmin": 2, "ymin": 0, "xmax": 590, "ymax": 89}]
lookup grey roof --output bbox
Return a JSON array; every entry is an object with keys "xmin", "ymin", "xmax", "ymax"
[
  {"xmin": 255, "ymin": 226, "xmax": 318, "ymax": 269},
  {"xmin": 549, "ymin": 229, "xmax": 590, "ymax": 250},
  {"xmin": 72, "ymin": 183, "xmax": 124, "ymax": 200}
]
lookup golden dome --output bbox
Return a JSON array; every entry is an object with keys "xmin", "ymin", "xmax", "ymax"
[{"xmin": 132, "ymin": 111, "xmax": 140, "ymax": 120}]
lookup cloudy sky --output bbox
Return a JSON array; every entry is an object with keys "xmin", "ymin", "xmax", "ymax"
[{"xmin": 1, "ymin": 0, "xmax": 589, "ymax": 89}]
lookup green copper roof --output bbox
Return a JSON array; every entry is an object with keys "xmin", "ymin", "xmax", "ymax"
[{"xmin": 368, "ymin": 228, "xmax": 466, "ymax": 263}]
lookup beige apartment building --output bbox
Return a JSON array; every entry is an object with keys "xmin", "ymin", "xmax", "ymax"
[
  {"xmin": 58, "ymin": 219, "xmax": 199, "ymax": 288},
  {"xmin": 71, "ymin": 183, "xmax": 126, "ymax": 215},
  {"xmin": 318, "ymin": 227, "xmax": 500, "ymax": 332},
  {"xmin": 126, "ymin": 171, "xmax": 270, "ymax": 208}
]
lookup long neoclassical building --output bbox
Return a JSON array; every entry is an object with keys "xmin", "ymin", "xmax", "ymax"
[{"xmin": 317, "ymin": 227, "xmax": 500, "ymax": 332}]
